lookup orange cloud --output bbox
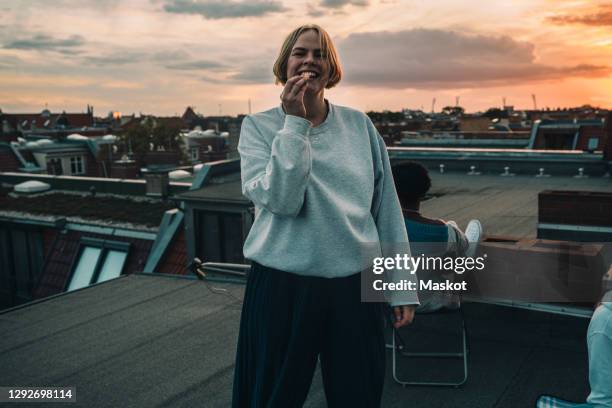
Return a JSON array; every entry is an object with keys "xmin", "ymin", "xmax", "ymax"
[{"xmin": 548, "ymin": 4, "xmax": 612, "ymax": 26}]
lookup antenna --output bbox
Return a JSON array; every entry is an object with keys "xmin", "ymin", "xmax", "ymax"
[
  {"xmin": 532, "ymin": 94, "xmax": 538, "ymax": 110},
  {"xmin": 431, "ymin": 98, "xmax": 436, "ymax": 113},
  {"xmin": 248, "ymin": 99, "xmax": 251, "ymax": 115},
  {"xmin": 455, "ymin": 96, "xmax": 460, "ymax": 107},
  {"xmin": 502, "ymin": 97, "xmax": 506, "ymax": 108}
]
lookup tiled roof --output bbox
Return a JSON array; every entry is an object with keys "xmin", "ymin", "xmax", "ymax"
[
  {"xmin": 0, "ymin": 148, "xmax": 21, "ymax": 172},
  {"xmin": 156, "ymin": 227, "xmax": 189, "ymax": 276},
  {"xmin": 33, "ymin": 229, "xmax": 153, "ymax": 299}
]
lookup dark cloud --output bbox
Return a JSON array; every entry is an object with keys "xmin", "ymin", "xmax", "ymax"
[
  {"xmin": 162, "ymin": 0, "xmax": 287, "ymax": 19},
  {"xmin": 165, "ymin": 59, "xmax": 226, "ymax": 70},
  {"xmin": 337, "ymin": 29, "xmax": 610, "ymax": 89},
  {"xmin": 548, "ymin": 5, "xmax": 612, "ymax": 26},
  {"xmin": 81, "ymin": 52, "xmax": 148, "ymax": 66},
  {"xmin": 320, "ymin": 0, "xmax": 368, "ymax": 8},
  {"xmin": 82, "ymin": 50, "xmax": 195, "ymax": 66},
  {"xmin": 150, "ymin": 50, "xmax": 192, "ymax": 62},
  {"xmin": 3, "ymin": 34, "xmax": 85, "ymax": 51}
]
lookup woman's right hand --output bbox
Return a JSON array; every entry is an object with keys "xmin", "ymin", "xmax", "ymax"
[{"xmin": 281, "ymin": 75, "xmax": 308, "ymax": 118}]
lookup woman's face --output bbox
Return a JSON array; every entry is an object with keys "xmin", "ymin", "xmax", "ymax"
[{"xmin": 286, "ymin": 30, "xmax": 330, "ymax": 95}]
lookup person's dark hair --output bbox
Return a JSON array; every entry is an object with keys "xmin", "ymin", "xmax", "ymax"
[{"xmin": 392, "ymin": 161, "xmax": 431, "ymax": 204}]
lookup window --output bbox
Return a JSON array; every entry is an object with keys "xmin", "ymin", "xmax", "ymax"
[
  {"xmin": 0, "ymin": 226, "xmax": 44, "ymax": 307},
  {"xmin": 190, "ymin": 147, "xmax": 199, "ymax": 161},
  {"xmin": 47, "ymin": 158, "xmax": 63, "ymax": 175},
  {"xmin": 67, "ymin": 247, "xmax": 102, "ymax": 291},
  {"xmin": 195, "ymin": 211, "xmax": 245, "ymax": 263},
  {"xmin": 70, "ymin": 156, "xmax": 84, "ymax": 175},
  {"xmin": 66, "ymin": 239, "xmax": 129, "ymax": 292},
  {"xmin": 587, "ymin": 138, "xmax": 599, "ymax": 150}
]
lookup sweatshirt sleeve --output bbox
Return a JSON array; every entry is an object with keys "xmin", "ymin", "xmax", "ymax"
[
  {"xmin": 238, "ymin": 114, "xmax": 312, "ymax": 217},
  {"xmin": 370, "ymin": 124, "xmax": 420, "ymax": 307}
]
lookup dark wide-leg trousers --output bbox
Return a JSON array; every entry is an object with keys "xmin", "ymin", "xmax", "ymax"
[{"xmin": 232, "ymin": 262, "xmax": 386, "ymax": 408}]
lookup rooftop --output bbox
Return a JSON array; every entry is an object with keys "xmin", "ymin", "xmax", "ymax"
[
  {"xmin": 420, "ymin": 172, "xmax": 612, "ymax": 239},
  {"xmin": 175, "ymin": 180, "xmax": 246, "ymax": 204},
  {"xmin": 0, "ymin": 190, "xmax": 174, "ymax": 228},
  {"xmin": 0, "ymin": 274, "xmax": 590, "ymax": 408}
]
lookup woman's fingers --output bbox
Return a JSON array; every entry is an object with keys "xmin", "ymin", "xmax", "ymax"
[
  {"xmin": 393, "ymin": 307, "xmax": 402, "ymax": 325},
  {"xmin": 282, "ymin": 75, "xmax": 301, "ymax": 97},
  {"xmin": 393, "ymin": 305, "xmax": 415, "ymax": 328},
  {"xmin": 285, "ymin": 77, "xmax": 307, "ymax": 100},
  {"xmin": 281, "ymin": 75, "xmax": 308, "ymax": 117}
]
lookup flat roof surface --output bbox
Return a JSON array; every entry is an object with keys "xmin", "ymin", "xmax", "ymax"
[
  {"xmin": 421, "ymin": 173, "xmax": 612, "ymax": 239},
  {"xmin": 0, "ymin": 274, "xmax": 591, "ymax": 407},
  {"xmin": 0, "ymin": 191, "xmax": 174, "ymax": 227},
  {"xmin": 176, "ymin": 180, "xmax": 248, "ymax": 204}
]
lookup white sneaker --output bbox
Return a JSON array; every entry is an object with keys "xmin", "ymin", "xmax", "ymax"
[{"xmin": 464, "ymin": 219, "xmax": 482, "ymax": 258}]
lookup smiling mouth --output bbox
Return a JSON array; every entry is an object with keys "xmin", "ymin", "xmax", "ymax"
[{"xmin": 299, "ymin": 71, "xmax": 319, "ymax": 79}]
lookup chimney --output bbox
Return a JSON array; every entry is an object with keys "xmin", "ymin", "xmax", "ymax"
[{"xmin": 144, "ymin": 170, "xmax": 169, "ymax": 198}]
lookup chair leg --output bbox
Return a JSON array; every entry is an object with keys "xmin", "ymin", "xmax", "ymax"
[{"xmin": 391, "ymin": 315, "xmax": 468, "ymax": 387}]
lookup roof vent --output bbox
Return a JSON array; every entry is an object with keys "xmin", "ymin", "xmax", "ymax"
[
  {"xmin": 14, "ymin": 180, "xmax": 51, "ymax": 194},
  {"xmin": 144, "ymin": 172, "xmax": 169, "ymax": 198},
  {"xmin": 67, "ymin": 134, "xmax": 88, "ymax": 140},
  {"xmin": 168, "ymin": 170, "xmax": 191, "ymax": 180}
]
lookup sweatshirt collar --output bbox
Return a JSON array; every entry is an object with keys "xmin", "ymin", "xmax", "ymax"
[{"xmin": 277, "ymin": 100, "xmax": 334, "ymax": 134}]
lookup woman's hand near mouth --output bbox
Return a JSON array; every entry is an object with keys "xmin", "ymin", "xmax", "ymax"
[{"xmin": 281, "ymin": 74, "xmax": 308, "ymax": 119}]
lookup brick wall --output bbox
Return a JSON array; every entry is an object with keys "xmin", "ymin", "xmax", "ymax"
[
  {"xmin": 539, "ymin": 190, "xmax": 612, "ymax": 227},
  {"xmin": 575, "ymin": 125, "xmax": 605, "ymax": 151}
]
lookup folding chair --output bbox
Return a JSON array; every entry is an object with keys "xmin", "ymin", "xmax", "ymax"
[{"xmin": 389, "ymin": 306, "xmax": 469, "ymax": 387}]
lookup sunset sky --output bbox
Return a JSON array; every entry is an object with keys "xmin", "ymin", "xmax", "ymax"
[{"xmin": 1, "ymin": 0, "xmax": 611, "ymax": 116}]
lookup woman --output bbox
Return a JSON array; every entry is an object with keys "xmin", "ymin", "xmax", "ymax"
[{"xmin": 233, "ymin": 24, "xmax": 418, "ymax": 408}]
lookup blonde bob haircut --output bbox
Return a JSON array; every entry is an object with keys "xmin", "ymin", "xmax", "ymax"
[{"xmin": 273, "ymin": 24, "xmax": 342, "ymax": 89}]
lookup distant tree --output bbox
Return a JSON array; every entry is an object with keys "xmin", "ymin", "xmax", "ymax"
[
  {"xmin": 120, "ymin": 118, "xmax": 186, "ymax": 158},
  {"xmin": 366, "ymin": 110, "xmax": 404, "ymax": 123},
  {"xmin": 482, "ymin": 108, "xmax": 508, "ymax": 118},
  {"xmin": 442, "ymin": 106, "xmax": 465, "ymax": 116},
  {"xmin": 151, "ymin": 122, "xmax": 183, "ymax": 152},
  {"xmin": 122, "ymin": 121, "xmax": 153, "ymax": 157},
  {"xmin": 152, "ymin": 121, "xmax": 187, "ymax": 163}
]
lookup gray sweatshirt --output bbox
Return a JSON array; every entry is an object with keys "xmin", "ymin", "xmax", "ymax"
[{"xmin": 238, "ymin": 102, "xmax": 418, "ymax": 306}]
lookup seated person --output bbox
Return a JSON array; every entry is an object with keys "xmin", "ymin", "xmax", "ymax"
[
  {"xmin": 537, "ymin": 290, "xmax": 612, "ymax": 408},
  {"xmin": 392, "ymin": 161, "xmax": 482, "ymax": 313}
]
